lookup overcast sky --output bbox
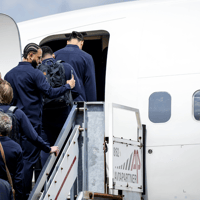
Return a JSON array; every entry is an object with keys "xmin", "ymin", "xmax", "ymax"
[{"xmin": 0, "ymin": 0, "xmax": 135, "ymax": 23}]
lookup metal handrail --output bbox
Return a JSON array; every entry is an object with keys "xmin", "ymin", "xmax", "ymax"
[{"xmin": 28, "ymin": 104, "xmax": 77, "ymax": 200}]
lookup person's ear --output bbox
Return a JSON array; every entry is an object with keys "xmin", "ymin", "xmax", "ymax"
[
  {"xmin": 30, "ymin": 53, "xmax": 33, "ymax": 60},
  {"xmin": 79, "ymin": 41, "xmax": 84, "ymax": 49},
  {"xmin": 81, "ymin": 41, "xmax": 84, "ymax": 49},
  {"xmin": 52, "ymin": 53, "xmax": 55, "ymax": 59},
  {"xmin": 27, "ymin": 52, "xmax": 33, "ymax": 61}
]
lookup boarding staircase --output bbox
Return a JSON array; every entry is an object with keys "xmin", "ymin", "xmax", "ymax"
[{"xmin": 28, "ymin": 102, "xmax": 145, "ymax": 200}]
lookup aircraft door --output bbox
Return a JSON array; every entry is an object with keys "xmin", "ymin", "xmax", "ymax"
[
  {"xmin": 0, "ymin": 14, "xmax": 22, "ymax": 78},
  {"xmin": 108, "ymin": 103, "xmax": 144, "ymax": 194}
]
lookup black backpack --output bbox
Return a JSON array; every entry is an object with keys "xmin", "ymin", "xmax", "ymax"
[
  {"xmin": 38, "ymin": 60, "xmax": 73, "ymax": 108},
  {"xmin": 0, "ymin": 106, "xmax": 20, "ymax": 144}
]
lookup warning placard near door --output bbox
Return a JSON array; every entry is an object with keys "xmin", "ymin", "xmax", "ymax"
[{"xmin": 112, "ymin": 139, "xmax": 143, "ymax": 192}]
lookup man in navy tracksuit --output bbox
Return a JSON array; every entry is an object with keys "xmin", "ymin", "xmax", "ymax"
[
  {"xmin": 55, "ymin": 31, "xmax": 97, "ymax": 101},
  {"xmin": 4, "ymin": 43, "xmax": 75, "ymax": 199},
  {"xmin": 39, "ymin": 46, "xmax": 83, "ymax": 166},
  {"xmin": 0, "ymin": 111, "xmax": 23, "ymax": 200}
]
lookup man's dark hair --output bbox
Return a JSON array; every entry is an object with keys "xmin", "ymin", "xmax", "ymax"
[
  {"xmin": 23, "ymin": 43, "xmax": 40, "ymax": 59},
  {"xmin": 41, "ymin": 46, "xmax": 53, "ymax": 58},
  {"xmin": 69, "ymin": 31, "xmax": 84, "ymax": 42}
]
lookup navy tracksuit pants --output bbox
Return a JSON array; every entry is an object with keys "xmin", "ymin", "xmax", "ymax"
[{"xmin": 23, "ymin": 124, "xmax": 41, "ymax": 200}]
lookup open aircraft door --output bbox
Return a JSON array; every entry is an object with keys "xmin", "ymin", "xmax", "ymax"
[
  {"xmin": 108, "ymin": 103, "xmax": 144, "ymax": 195},
  {"xmin": 0, "ymin": 14, "xmax": 22, "ymax": 78}
]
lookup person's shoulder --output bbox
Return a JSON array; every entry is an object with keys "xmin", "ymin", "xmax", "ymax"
[
  {"xmin": 15, "ymin": 63, "xmax": 42, "ymax": 77},
  {"xmin": 79, "ymin": 50, "xmax": 93, "ymax": 64},
  {"xmin": 10, "ymin": 139, "xmax": 22, "ymax": 149},
  {"xmin": 80, "ymin": 49, "xmax": 92, "ymax": 59},
  {"xmin": 34, "ymin": 68, "xmax": 46, "ymax": 78},
  {"xmin": 0, "ymin": 105, "xmax": 9, "ymax": 112},
  {"xmin": 4, "ymin": 137, "xmax": 22, "ymax": 152},
  {"xmin": 6, "ymin": 67, "xmax": 16, "ymax": 73},
  {"xmin": 62, "ymin": 62, "xmax": 73, "ymax": 70},
  {"xmin": 61, "ymin": 62, "xmax": 73, "ymax": 79},
  {"xmin": 11, "ymin": 141, "xmax": 23, "ymax": 155},
  {"xmin": 0, "ymin": 106, "xmax": 21, "ymax": 119},
  {"xmin": 55, "ymin": 48, "xmax": 65, "ymax": 55},
  {"xmin": 14, "ymin": 107, "xmax": 25, "ymax": 118},
  {"xmin": 4, "ymin": 66, "xmax": 18, "ymax": 78},
  {"xmin": 0, "ymin": 178, "xmax": 13, "ymax": 199}
]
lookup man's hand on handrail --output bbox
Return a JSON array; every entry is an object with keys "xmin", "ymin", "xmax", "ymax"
[{"xmin": 50, "ymin": 146, "xmax": 59, "ymax": 156}]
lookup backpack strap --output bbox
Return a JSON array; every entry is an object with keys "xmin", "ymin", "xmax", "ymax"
[
  {"xmin": 45, "ymin": 59, "xmax": 54, "ymax": 65},
  {"xmin": 56, "ymin": 60, "xmax": 65, "ymax": 70},
  {"xmin": 7, "ymin": 106, "xmax": 17, "ymax": 113},
  {"xmin": 0, "ymin": 142, "xmax": 15, "ymax": 200},
  {"xmin": 43, "ymin": 59, "xmax": 64, "ymax": 66},
  {"xmin": 55, "ymin": 60, "xmax": 66, "ymax": 77},
  {"xmin": 56, "ymin": 60, "xmax": 64, "ymax": 64},
  {"xmin": 37, "ymin": 64, "xmax": 43, "ymax": 70}
]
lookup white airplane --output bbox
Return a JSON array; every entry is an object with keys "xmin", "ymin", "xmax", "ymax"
[{"xmin": 1, "ymin": 0, "xmax": 200, "ymax": 199}]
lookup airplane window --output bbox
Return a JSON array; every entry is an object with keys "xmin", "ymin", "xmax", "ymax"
[
  {"xmin": 193, "ymin": 90, "xmax": 200, "ymax": 121},
  {"xmin": 149, "ymin": 92, "xmax": 171, "ymax": 123}
]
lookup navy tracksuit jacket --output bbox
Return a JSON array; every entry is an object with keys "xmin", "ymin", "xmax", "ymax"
[
  {"xmin": 4, "ymin": 61, "xmax": 71, "ymax": 198},
  {"xmin": 4, "ymin": 62, "xmax": 71, "ymax": 129},
  {"xmin": 0, "ymin": 136, "xmax": 23, "ymax": 200},
  {"xmin": 55, "ymin": 44, "xmax": 97, "ymax": 101}
]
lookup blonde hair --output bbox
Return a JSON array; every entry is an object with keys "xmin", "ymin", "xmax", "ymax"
[{"xmin": 0, "ymin": 79, "xmax": 13, "ymax": 104}]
